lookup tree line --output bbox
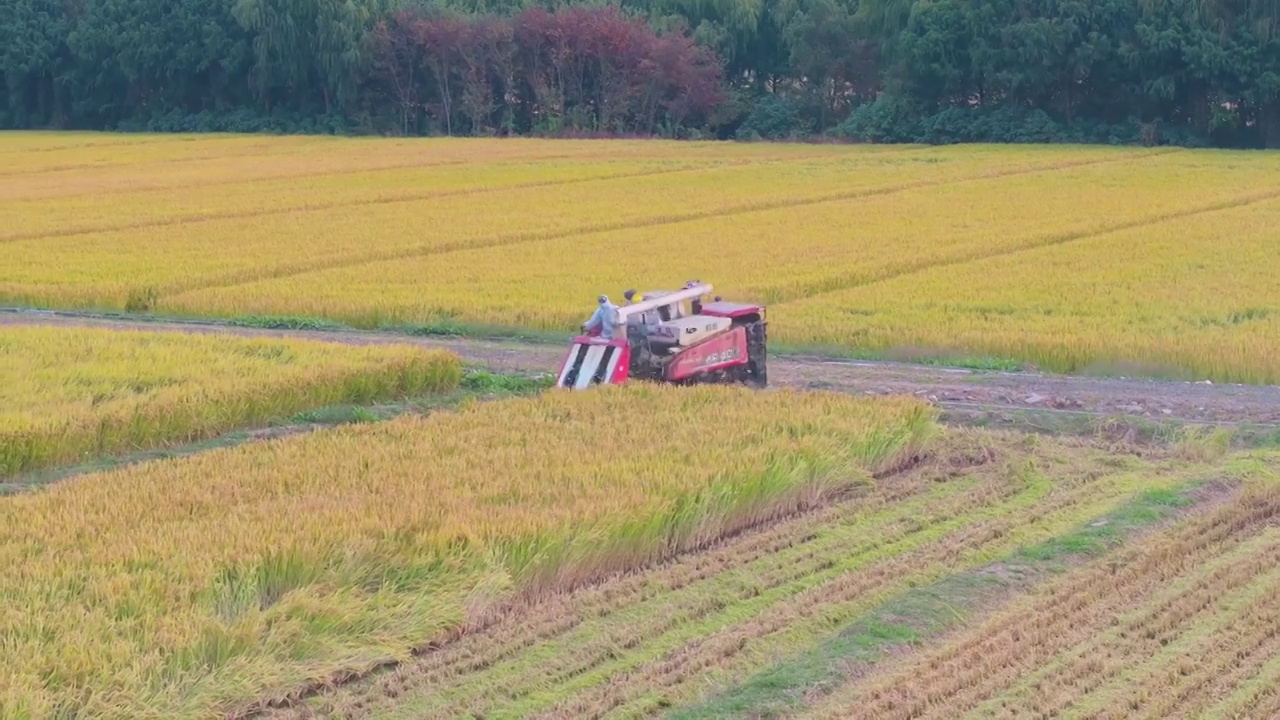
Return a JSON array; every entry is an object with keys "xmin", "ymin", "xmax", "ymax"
[{"xmin": 4, "ymin": 0, "xmax": 1279, "ymax": 147}]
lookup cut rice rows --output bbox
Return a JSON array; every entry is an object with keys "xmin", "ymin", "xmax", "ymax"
[
  {"xmin": 0, "ymin": 384, "xmax": 933, "ymax": 718},
  {"xmin": 802, "ymin": 477, "xmax": 1280, "ymax": 720},
  {"xmin": 268, "ymin": 431, "xmax": 1280, "ymax": 720}
]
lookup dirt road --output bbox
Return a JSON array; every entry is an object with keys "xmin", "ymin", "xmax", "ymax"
[{"xmin": 7, "ymin": 309, "xmax": 1280, "ymax": 427}]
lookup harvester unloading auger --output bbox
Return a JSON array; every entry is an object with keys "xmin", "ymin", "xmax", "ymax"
[{"xmin": 555, "ymin": 282, "xmax": 767, "ymax": 389}]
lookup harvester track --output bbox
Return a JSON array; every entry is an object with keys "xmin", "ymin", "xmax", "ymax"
[{"xmin": 5, "ymin": 308, "xmax": 1280, "ymax": 427}]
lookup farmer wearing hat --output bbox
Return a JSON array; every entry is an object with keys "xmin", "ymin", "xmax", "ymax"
[
  {"xmin": 582, "ymin": 294, "xmax": 620, "ymax": 340},
  {"xmin": 623, "ymin": 288, "xmax": 660, "ymax": 332}
]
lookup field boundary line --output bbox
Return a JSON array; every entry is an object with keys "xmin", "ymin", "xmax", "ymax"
[
  {"xmin": 2, "ymin": 148, "xmax": 926, "ymax": 241},
  {"xmin": 1, "ymin": 140, "xmax": 915, "ymax": 190},
  {"xmin": 149, "ymin": 149, "xmax": 1178, "ymax": 301},
  {"xmin": 1, "ymin": 369, "xmax": 547, "ymax": 494},
  {"xmin": 0, "ymin": 140, "xmax": 345, "ymax": 178},
  {"xmin": 0, "ymin": 133, "xmax": 264, "ymax": 155},
  {"xmin": 0, "ymin": 145, "xmax": 972, "ymax": 235},
  {"xmin": 1, "ymin": 159, "xmax": 782, "ymax": 243},
  {"xmin": 0, "ymin": 148, "xmax": 664, "ymax": 196},
  {"xmin": 0, "ymin": 140, "xmax": 712, "ymax": 183},
  {"xmin": 771, "ymin": 183, "xmax": 1280, "ymax": 307}
]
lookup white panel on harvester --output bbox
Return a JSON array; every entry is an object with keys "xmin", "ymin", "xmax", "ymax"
[
  {"xmin": 574, "ymin": 345, "xmax": 607, "ymax": 389},
  {"xmin": 558, "ymin": 345, "xmax": 583, "ymax": 387}
]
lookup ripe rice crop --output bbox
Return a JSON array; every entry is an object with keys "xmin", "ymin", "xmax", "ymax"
[
  {"xmin": 0, "ymin": 385, "xmax": 936, "ymax": 719},
  {"xmin": 775, "ymin": 194, "xmax": 1280, "ymax": 383},
  {"xmin": 5, "ymin": 133, "xmax": 1280, "ymax": 382},
  {"xmin": 164, "ymin": 151, "xmax": 1280, "ymax": 338},
  {"xmin": 0, "ymin": 324, "xmax": 462, "ymax": 476},
  {"xmin": 0, "ymin": 142, "xmax": 1131, "ymax": 311}
]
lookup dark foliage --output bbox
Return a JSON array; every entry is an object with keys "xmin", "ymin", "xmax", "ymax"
[
  {"xmin": 367, "ymin": 5, "xmax": 723, "ymax": 136},
  {"xmin": 3, "ymin": 0, "xmax": 1279, "ymax": 147}
]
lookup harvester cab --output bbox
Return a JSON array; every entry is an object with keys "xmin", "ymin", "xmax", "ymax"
[{"xmin": 556, "ymin": 282, "xmax": 767, "ymax": 390}]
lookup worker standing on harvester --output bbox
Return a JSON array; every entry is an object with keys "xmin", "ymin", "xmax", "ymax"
[
  {"xmin": 582, "ymin": 295, "xmax": 620, "ymax": 339},
  {"xmin": 624, "ymin": 289, "xmax": 659, "ymax": 335}
]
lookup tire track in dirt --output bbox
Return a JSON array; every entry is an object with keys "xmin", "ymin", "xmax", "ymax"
[{"xmin": 106, "ymin": 149, "xmax": 1177, "ymax": 305}]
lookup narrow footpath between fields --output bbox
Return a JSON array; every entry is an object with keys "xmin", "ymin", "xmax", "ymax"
[{"xmin": 6, "ymin": 310, "xmax": 1280, "ymax": 427}]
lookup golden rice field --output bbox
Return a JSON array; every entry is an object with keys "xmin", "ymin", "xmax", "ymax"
[
  {"xmin": 5, "ymin": 132, "xmax": 1280, "ymax": 382},
  {"xmin": 0, "ymin": 385, "xmax": 935, "ymax": 719},
  {"xmin": 266, "ymin": 426, "xmax": 1280, "ymax": 720},
  {"xmin": 0, "ymin": 324, "xmax": 461, "ymax": 476}
]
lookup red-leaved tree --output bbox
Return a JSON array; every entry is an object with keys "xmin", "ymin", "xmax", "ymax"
[{"xmin": 369, "ymin": 5, "xmax": 723, "ymax": 136}]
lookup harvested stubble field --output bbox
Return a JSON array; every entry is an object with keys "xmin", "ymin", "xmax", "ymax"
[
  {"xmin": 0, "ymin": 324, "xmax": 461, "ymax": 476},
  {"xmin": 269, "ymin": 424, "xmax": 1280, "ymax": 720},
  {"xmin": 802, "ymin": 476, "xmax": 1280, "ymax": 720},
  {"xmin": 5, "ymin": 133, "xmax": 1280, "ymax": 382},
  {"xmin": 0, "ymin": 385, "xmax": 934, "ymax": 719}
]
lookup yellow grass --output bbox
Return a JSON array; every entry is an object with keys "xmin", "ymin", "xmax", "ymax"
[
  {"xmin": 0, "ymin": 325, "xmax": 462, "ymax": 475},
  {"xmin": 4, "ymin": 133, "xmax": 1280, "ymax": 382},
  {"xmin": 0, "ymin": 385, "xmax": 936, "ymax": 719}
]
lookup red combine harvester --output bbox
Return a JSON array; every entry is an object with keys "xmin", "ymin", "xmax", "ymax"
[{"xmin": 555, "ymin": 282, "xmax": 767, "ymax": 389}]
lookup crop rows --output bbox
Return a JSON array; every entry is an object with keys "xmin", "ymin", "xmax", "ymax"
[
  {"xmin": 802, "ymin": 478, "xmax": 1280, "ymax": 720},
  {"xmin": 2, "ymin": 133, "xmax": 840, "ymax": 198},
  {"xmin": 162, "ymin": 151, "xmax": 1225, "ymax": 328},
  {"xmin": 278, "ymin": 431, "xmax": 1251, "ymax": 719},
  {"xmin": 0, "ymin": 385, "xmax": 933, "ymax": 719},
  {"xmin": 5, "ymin": 133, "xmax": 1280, "ymax": 382},
  {"xmin": 1, "ymin": 143, "xmax": 1137, "ymax": 312},
  {"xmin": 775, "ymin": 189, "xmax": 1280, "ymax": 383},
  {"xmin": 0, "ymin": 324, "xmax": 461, "ymax": 476}
]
